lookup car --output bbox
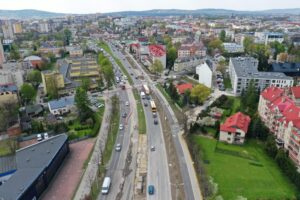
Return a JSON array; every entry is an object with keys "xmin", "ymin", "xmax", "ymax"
[
  {"xmin": 98, "ymin": 104, "xmax": 104, "ymax": 108},
  {"xmin": 57, "ymin": 116, "xmax": 63, "ymax": 120},
  {"xmin": 119, "ymin": 124, "xmax": 124, "ymax": 130},
  {"xmin": 148, "ymin": 185, "xmax": 155, "ymax": 195},
  {"xmin": 130, "ymin": 73, "xmax": 134, "ymax": 76},
  {"xmin": 153, "ymin": 112, "xmax": 157, "ymax": 118},
  {"xmin": 154, "ymin": 119, "xmax": 158, "ymax": 125},
  {"xmin": 219, "ymin": 87, "xmax": 225, "ymax": 91},
  {"xmin": 37, "ymin": 134, "xmax": 42, "ymax": 141},
  {"xmin": 122, "ymin": 112, "xmax": 127, "ymax": 118},
  {"xmin": 125, "ymin": 101, "xmax": 129, "ymax": 106},
  {"xmin": 150, "ymin": 145, "xmax": 155, "ymax": 151},
  {"xmin": 44, "ymin": 133, "xmax": 49, "ymax": 140},
  {"xmin": 144, "ymin": 102, "xmax": 148, "ymax": 107},
  {"xmin": 115, "ymin": 144, "xmax": 122, "ymax": 151},
  {"xmin": 146, "ymin": 96, "xmax": 150, "ymax": 100},
  {"xmin": 135, "ymin": 76, "xmax": 139, "ymax": 79}
]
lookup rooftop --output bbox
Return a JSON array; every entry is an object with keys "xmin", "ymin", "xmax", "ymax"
[
  {"xmin": 220, "ymin": 112, "xmax": 251, "ymax": 133},
  {"xmin": 231, "ymin": 57, "xmax": 292, "ymax": 80},
  {"xmin": 0, "ymin": 134, "xmax": 68, "ymax": 200},
  {"xmin": 0, "ymin": 83, "xmax": 17, "ymax": 93},
  {"xmin": 48, "ymin": 96, "xmax": 74, "ymax": 110},
  {"xmin": 149, "ymin": 45, "xmax": 166, "ymax": 57}
]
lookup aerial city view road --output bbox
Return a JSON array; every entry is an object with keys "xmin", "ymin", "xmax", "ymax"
[{"xmin": 0, "ymin": 0, "xmax": 300, "ymax": 200}]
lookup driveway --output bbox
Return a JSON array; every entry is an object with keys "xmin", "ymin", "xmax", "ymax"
[{"xmin": 42, "ymin": 138, "xmax": 95, "ymax": 200}]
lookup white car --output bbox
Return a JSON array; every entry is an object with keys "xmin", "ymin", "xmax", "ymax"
[
  {"xmin": 37, "ymin": 134, "xmax": 42, "ymax": 141},
  {"xmin": 44, "ymin": 133, "xmax": 49, "ymax": 140},
  {"xmin": 125, "ymin": 101, "xmax": 129, "ymax": 106},
  {"xmin": 115, "ymin": 144, "xmax": 122, "ymax": 151},
  {"xmin": 119, "ymin": 124, "xmax": 124, "ymax": 130}
]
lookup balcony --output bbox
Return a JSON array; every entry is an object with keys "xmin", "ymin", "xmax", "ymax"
[{"xmin": 289, "ymin": 151, "xmax": 299, "ymax": 165}]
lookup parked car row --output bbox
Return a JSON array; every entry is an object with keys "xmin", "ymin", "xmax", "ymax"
[{"xmin": 216, "ymin": 71, "xmax": 225, "ymax": 91}]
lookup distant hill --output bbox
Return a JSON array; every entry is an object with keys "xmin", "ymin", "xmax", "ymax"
[
  {"xmin": 105, "ymin": 8, "xmax": 300, "ymax": 16},
  {"xmin": 0, "ymin": 9, "xmax": 67, "ymax": 19}
]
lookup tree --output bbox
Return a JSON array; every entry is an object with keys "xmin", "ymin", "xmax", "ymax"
[
  {"xmin": 75, "ymin": 87, "xmax": 92, "ymax": 122},
  {"xmin": 20, "ymin": 83, "xmax": 36, "ymax": 103},
  {"xmin": 81, "ymin": 78, "xmax": 91, "ymax": 91},
  {"xmin": 264, "ymin": 135, "xmax": 278, "ymax": 158},
  {"xmin": 63, "ymin": 28, "xmax": 72, "ymax": 46},
  {"xmin": 219, "ymin": 30, "xmax": 226, "ymax": 42},
  {"xmin": 10, "ymin": 44, "xmax": 20, "ymax": 60},
  {"xmin": 151, "ymin": 59, "xmax": 164, "ymax": 75},
  {"xmin": 208, "ymin": 38, "xmax": 224, "ymax": 55},
  {"xmin": 27, "ymin": 70, "xmax": 42, "ymax": 86},
  {"xmin": 166, "ymin": 46, "xmax": 177, "ymax": 69},
  {"xmin": 47, "ymin": 76, "xmax": 59, "ymax": 100},
  {"xmin": 190, "ymin": 84, "xmax": 211, "ymax": 104},
  {"xmin": 243, "ymin": 36, "xmax": 255, "ymax": 54},
  {"xmin": 270, "ymin": 41, "xmax": 286, "ymax": 58},
  {"xmin": 0, "ymin": 103, "xmax": 18, "ymax": 131}
]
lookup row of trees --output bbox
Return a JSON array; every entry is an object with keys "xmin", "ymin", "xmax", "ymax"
[{"xmin": 98, "ymin": 53, "xmax": 114, "ymax": 87}]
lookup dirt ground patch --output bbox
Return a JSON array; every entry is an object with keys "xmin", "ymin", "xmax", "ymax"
[{"xmin": 42, "ymin": 138, "xmax": 95, "ymax": 200}]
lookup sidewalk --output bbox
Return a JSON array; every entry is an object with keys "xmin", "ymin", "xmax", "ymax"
[{"xmin": 73, "ymin": 95, "xmax": 112, "ymax": 200}]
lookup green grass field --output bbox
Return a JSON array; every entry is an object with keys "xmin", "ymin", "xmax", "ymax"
[
  {"xmin": 192, "ymin": 135, "xmax": 298, "ymax": 200},
  {"xmin": 223, "ymin": 77, "xmax": 232, "ymax": 89},
  {"xmin": 0, "ymin": 140, "xmax": 15, "ymax": 156}
]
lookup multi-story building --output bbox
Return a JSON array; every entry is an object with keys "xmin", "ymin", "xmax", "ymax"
[
  {"xmin": 68, "ymin": 57, "xmax": 100, "ymax": 88},
  {"xmin": 1, "ymin": 22, "xmax": 14, "ymax": 39},
  {"xmin": 196, "ymin": 62, "xmax": 213, "ymax": 88},
  {"xmin": 177, "ymin": 42, "xmax": 207, "ymax": 58},
  {"xmin": 12, "ymin": 23, "xmax": 22, "ymax": 34},
  {"xmin": 223, "ymin": 43, "xmax": 244, "ymax": 53},
  {"xmin": 41, "ymin": 71, "xmax": 65, "ymax": 95},
  {"xmin": 258, "ymin": 86, "xmax": 300, "ymax": 167},
  {"xmin": 0, "ymin": 69, "xmax": 24, "ymax": 88},
  {"xmin": 0, "ymin": 83, "xmax": 18, "ymax": 106},
  {"xmin": 0, "ymin": 40, "xmax": 5, "ymax": 67},
  {"xmin": 229, "ymin": 57, "xmax": 293, "ymax": 95},
  {"xmin": 173, "ymin": 56, "xmax": 203, "ymax": 72},
  {"xmin": 255, "ymin": 32, "xmax": 284, "ymax": 45},
  {"xmin": 39, "ymin": 22, "xmax": 49, "ymax": 33},
  {"xmin": 148, "ymin": 44, "xmax": 166, "ymax": 69}
]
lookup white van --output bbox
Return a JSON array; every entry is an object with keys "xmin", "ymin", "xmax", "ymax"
[{"xmin": 101, "ymin": 177, "xmax": 111, "ymax": 194}]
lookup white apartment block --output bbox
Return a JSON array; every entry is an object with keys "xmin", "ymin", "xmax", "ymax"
[
  {"xmin": 229, "ymin": 57, "xmax": 293, "ymax": 95},
  {"xmin": 196, "ymin": 62, "xmax": 212, "ymax": 88}
]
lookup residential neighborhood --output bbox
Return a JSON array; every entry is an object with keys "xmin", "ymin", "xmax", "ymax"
[{"xmin": 0, "ymin": 1, "xmax": 300, "ymax": 200}]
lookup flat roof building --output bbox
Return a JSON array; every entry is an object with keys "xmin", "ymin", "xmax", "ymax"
[
  {"xmin": 229, "ymin": 57, "xmax": 293, "ymax": 95},
  {"xmin": 0, "ymin": 134, "xmax": 69, "ymax": 200}
]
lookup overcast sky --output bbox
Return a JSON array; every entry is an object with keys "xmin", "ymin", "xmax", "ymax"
[{"xmin": 1, "ymin": 0, "xmax": 300, "ymax": 14}]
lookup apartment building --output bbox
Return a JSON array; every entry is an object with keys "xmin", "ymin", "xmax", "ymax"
[
  {"xmin": 148, "ymin": 44, "xmax": 166, "ymax": 69},
  {"xmin": 254, "ymin": 32, "xmax": 284, "ymax": 45},
  {"xmin": 1, "ymin": 22, "xmax": 14, "ymax": 39},
  {"xmin": 0, "ymin": 40, "xmax": 5, "ymax": 67},
  {"xmin": 177, "ymin": 42, "xmax": 207, "ymax": 58},
  {"xmin": 12, "ymin": 23, "xmax": 23, "ymax": 34},
  {"xmin": 173, "ymin": 56, "xmax": 203, "ymax": 72},
  {"xmin": 69, "ymin": 57, "xmax": 100, "ymax": 88},
  {"xmin": 229, "ymin": 57, "xmax": 293, "ymax": 95},
  {"xmin": 223, "ymin": 43, "xmax": 244, "ymax": 53},
  {"xmin": 258, "ymin": 86, "xmax": 300, "ymax": 167},
  {"xmin": 196, "ymin": 62, "xmax": 213, "ymax": 88}
]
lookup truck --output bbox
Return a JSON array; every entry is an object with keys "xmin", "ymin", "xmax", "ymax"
[{"xmin": 143, "ymin": 84, "xmax": 150, "ymax": 95}]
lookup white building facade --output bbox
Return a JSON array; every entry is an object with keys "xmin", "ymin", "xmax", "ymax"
[{"xmin": 196, "ymin": 62, "xmax": 212, "ymax": 88}]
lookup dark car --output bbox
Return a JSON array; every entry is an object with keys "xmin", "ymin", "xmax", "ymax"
[
  {"xmin": 153, "ymin": 112, "xmax": 157, "ymax": 118},
  {"xmin": 154, "ymin": 119, "xmax": 158, "ymax": 125},
  {"xmin": 122, "ymin": 112, "xmax": 127, "ymax": 118},
  {"xmin": 148, "ymin": 185, "xmax": 155, "ymax": 195},
  {"xmin": 144, "ymin": 102, "xmax": 148, "ymax": 107}
]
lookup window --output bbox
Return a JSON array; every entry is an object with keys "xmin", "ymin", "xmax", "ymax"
[{"xmin": 227, "ymin": 138, "xmax": 231, "ymax": 141}]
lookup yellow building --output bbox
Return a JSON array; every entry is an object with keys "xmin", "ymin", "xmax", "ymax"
[
  {"xmin": 41, "ymin": 71, "xmax": 65, "ymax": 95},
  {"xmin": 13, "ymin": 23, "xmax": 23, "ymax": 34},
  {"xmin": 68, "ymin": 57, "xmax": 100, "ymax": 88}
]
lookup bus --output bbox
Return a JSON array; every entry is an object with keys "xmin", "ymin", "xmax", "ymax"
[
  {"xmin": 143, "ymin": 84, "xmax": 150, "ymax": 95},
  {"xmin": 101, "ymin": 177, "xmax": 111, "ymax": 195},
  {"xmin": 150, "ymin": 100, "xmax": 157, "ymax": 113}
]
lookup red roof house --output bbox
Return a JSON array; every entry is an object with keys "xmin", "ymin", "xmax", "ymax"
[
  {"xmin": 175, "ymin": 83, "xmax": 193, "ymax": 95},
  {"xmin": 219, "ymin": 112, "xmax": 251, "ymax": 144}
]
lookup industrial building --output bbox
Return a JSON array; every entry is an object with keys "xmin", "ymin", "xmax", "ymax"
[{"xmin": 0, "ymin": 134, "xmax": 69, "ymax": 200}]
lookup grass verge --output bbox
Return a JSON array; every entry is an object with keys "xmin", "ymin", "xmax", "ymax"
[
  {"xmin": 190, "ymin": 135, "xmax": 298, "ymax": 199},
  {"xmin": 133, "ymin": 89, "xmax": 146, "ymax": 134}
]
